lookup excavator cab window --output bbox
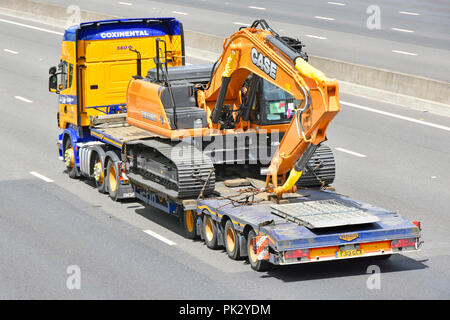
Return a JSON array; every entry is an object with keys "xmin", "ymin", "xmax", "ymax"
[{"xmin": 256, "ymin": 80, "xmax": 300, "ymax": 125}]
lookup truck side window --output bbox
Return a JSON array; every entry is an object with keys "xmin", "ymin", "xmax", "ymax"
[{"xmin": 68, "ymin": 63, "xmax": 73, "ymax": 88}]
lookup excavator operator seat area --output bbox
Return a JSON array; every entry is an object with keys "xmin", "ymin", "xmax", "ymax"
[
  {"xmin": 159, "ymin": 82, "xmax": 207, "ymax": 129},
  {"xmin": 141, "ymin": 64, "xmax": 214, "ymax": 129}
]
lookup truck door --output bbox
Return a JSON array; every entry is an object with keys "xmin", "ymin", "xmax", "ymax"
[{"xmin": 55, "ymin": 59, "xmax": 78, "ymax": 128}]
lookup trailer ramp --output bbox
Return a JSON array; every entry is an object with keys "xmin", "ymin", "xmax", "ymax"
[{"xmin": 271, "ymin": 199, "xmax": 380, "ymax": 229}]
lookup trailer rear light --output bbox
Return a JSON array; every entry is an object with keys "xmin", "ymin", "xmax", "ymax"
[
  {"xmin": 412, "ymin": 221, "xmax": 421, "ymax": 231},
  {"xmin": 391, "ymin": 238, "xmax": 416, "ymax": 248},
  {"xmin": 284, "ymin": 249, "xmax": 309, "ymax": 259}
]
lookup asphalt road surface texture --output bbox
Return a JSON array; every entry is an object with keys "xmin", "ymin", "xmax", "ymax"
[{"xmin": 0, "ymin": 11, "xmax": 449, "ymax": 299}]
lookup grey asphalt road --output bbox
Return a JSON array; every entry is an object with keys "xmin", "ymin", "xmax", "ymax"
[
  {"xmin": 33, "ymin": 0, "xmax": 450, "ymax": 82},
  {"xmin": 0, "ymin": 14, "xmax": 449, "ymax": 299}
]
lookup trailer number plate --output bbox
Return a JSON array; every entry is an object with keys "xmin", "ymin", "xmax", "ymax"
[{"xmin": 337, "ymin": 249, "xmax": 364, "ymax": 258}]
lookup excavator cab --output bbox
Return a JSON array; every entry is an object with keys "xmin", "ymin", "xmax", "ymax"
[{"xmin": 244, "ymin": 75, "xmax": 301, "ymax": 126}]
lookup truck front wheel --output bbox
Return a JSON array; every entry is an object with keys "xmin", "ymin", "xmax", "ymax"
[{"xmin": 64, "ymin": 139, "xmax": 78, "ymax": 179}]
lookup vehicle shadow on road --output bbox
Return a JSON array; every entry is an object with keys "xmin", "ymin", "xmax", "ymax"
[
  {"xmin": 134, "ymin": 205, "xmax": 185, "ymax": 235},
  {"xmin": 263, "ymin": 255, "xmax": 429, "ymax": 282}
]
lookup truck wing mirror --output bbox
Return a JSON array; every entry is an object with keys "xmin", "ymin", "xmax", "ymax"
[
  {"xmin": 49, "ymin": 74, "xmax": 59, "ymax": 93},
  {"xmin": 49, "ymin": 66, "xmax": 57, "ymax": 75}
]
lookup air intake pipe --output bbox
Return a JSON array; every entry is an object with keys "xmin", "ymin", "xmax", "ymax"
[{"xmin": 266, "ymin": 35, "xmax": 328, "ymax": 85}]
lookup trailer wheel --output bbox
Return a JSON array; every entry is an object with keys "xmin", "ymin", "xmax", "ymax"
[
  {"xmin": 93, "ymin": 157, "xmax": 106, "ymax": 193},
  {"xmin": 247, "ymin": 229, "xmax": 271, "ymax": 272},
  {"xmin": 106, "ymin": 160, "xmax": 119, "ymax": 201},
  {"xmin": 224, "ymin": 220, "xmax": 240, "ymax": 260},
  {"xmin": 179, "ymin": 209, "xmax": 197, "ymax": 239},
  {"xmin": 203, "ymin": 215, "xmax": 218, "ymax": 249},
  {"xmin": 64, "ymin": 139, "xmax": 78, "ymax": 179}
]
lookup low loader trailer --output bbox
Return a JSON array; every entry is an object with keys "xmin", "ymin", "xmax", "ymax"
[{"xmin": 49, "ymin": 18, "xmax": 422, "ymax": 271}]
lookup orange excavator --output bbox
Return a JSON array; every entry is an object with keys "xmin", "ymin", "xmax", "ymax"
[{"xmin": 125, "ymin": 19, "xmax": 340, "ymax": 198}]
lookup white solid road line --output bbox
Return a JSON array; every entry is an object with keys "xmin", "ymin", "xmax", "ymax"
[
  {"xmin": 391, "ymin": 28, "xmax": 414, "ymax": 33},
  {"xmin": 335, "ymin": 148, "xmax": 367, "ymax": 158},
  {"xmin": 15, "ymin": 96, "xmax": 33, "ymax": 103},
  {"xmin": 399, "ymin": 11, "xmax": 420, "ymax": 16},
  {"xmin": 117, "ymin": 1, "xmax": 133, "ymax": 5},
  {"xmin": 340, "ymin": 101, "xmax": 450, "ymax": 132},
  {"xmin": 0, "ymin": 18, "xmax": 63, "ymax": 35},
  {"xmin": 143, "ymin": 230, "xmax": 177, "ymax": 246},
  {"xmin": 29, "ymin": 171, "xmax": 54, "ymax": 182},
  {"xmin": 392, "ymin": 50, "xmax": 417, "ymax": 56},
  {"xmin": 4, "ymin": 49, "xmax": 19, "ymax": 54}
]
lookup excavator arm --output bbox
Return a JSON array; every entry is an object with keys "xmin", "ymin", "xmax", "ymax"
[{"xmin": 201, "ymin": 21, "xmax": 341, "ymax": 196}]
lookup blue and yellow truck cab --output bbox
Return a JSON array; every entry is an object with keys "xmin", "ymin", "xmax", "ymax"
[{"xmin": 49, "ymin": 18, "xmax": 184, "ymax": 179}]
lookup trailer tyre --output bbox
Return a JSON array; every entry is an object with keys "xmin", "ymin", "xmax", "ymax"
[
  {"xmin": 64, "ymin": 139, "xmax": 79, "ymax": 179},
  {"xmin": 224, "ymin": 220, "xmax": 240, "ymax": 260},
  {"xmin": 179, "ymin": 209, "xmax": 197, "ymax": 239},
  {"xmin": 106, "ymin": 160, "xmax": 119, "ymax": 201},
  {"xmin": 247, "ymin": 229, "xmax": 271, "ymax": 272},
  {"xmin": 203, "ymin": 215, "xmax": 218, "ymax": 249}
]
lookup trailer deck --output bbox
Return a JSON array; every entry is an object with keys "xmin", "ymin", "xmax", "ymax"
[{"xmin": 196, "ymin": 188, "xmax": 421, "ymax": 264}]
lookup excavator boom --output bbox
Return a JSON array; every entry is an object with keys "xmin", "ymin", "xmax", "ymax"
[{"xmin": 200, "ymin": 21, "xmax": 341, "ymax": 195}]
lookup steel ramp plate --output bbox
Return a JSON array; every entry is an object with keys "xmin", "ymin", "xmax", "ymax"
[{"xmin": 271, "ymin": 199, "xmax": 380, "ymax": 229}]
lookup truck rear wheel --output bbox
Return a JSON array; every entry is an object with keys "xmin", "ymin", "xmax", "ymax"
[
  {"xmin": 247, "ymin": 230, "xmax": 271, "ymax": 272},
  {"xmin": 224, "ymin": 220, "xmax": 240, "ymax": 260},
  {"xmin": 179, "ymin": 209, "xmax": 197, "ymax": 239},
  {"xmin": 106, "ymin": 160, "xmax": 119, "ymax": 201},
  {"xmin": 203, "ymin": 215, "xmax": 218, "ymax": 249},
  {"xmin": 64, "ymin": 139, "xmax": 78, "ymax": 179},
  {"xmin": 93, "ymin": 157, "xmax": 106, "ymax": 193}
]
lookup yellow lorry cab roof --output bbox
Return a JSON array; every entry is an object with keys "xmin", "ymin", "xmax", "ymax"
[{"xmin": 63, "ymin": 17, "xmax": 182, "ymax": 42}]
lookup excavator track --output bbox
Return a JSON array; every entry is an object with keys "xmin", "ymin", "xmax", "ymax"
[
  {"xmin": 127, "ymin": 139, "xmax": 215, "ymax": 199},
  {"xmin": 296, "ymin": 144, "xmax": 335, "ymax": 188}
]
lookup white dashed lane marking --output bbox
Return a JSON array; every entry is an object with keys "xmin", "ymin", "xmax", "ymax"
[
  {"xmin": 143, "ymin": 230, "xmax": 177, "ymax": 246},
  {"xmin": 335, "ymin": 148, "xmax": 367, "ymax": 158},
  {"xmin": 29, "ymin": 171, "xmax": 54, "ymax": 182},
  {"xmin": 15, "ymin": 96, "xmax": 33, "ymax": 103},
  {"xmin": 4, "ymin": 49, "xmax": 19, "ymax": 54}
]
